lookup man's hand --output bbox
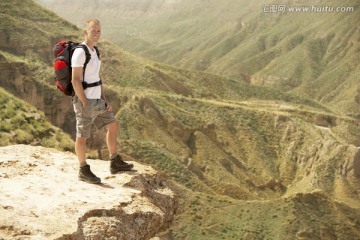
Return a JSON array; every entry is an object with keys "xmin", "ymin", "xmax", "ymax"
[
  {"xmin": 81, "ymin": 98, "xmax": 87, "ymax": 108},
  {"xmin": 105, "ymin": 102, "xmax": 113, "ymax": 112}
]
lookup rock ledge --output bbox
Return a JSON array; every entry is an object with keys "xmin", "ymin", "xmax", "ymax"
[{"xmin": 0, "ymin": 145, "xmax": 177, "ymax": 240}]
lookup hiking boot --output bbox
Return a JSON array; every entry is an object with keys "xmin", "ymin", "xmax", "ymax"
[
  {"xmin": 110, "ymin": 154, "xmax": 134, "ymax": 174},
  {"xmin": 79, "ymin": 164, "xmax": 101, "ymax": 184}
]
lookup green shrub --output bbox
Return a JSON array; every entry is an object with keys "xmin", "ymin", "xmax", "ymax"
[{"xmin": 14, "ymin": 129, "xmax": 33, "ymax": 144}]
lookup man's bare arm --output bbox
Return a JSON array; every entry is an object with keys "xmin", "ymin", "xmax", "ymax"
[{"xmin": 72, "ymin": 67, "xmax": 87, "ymax": 107}]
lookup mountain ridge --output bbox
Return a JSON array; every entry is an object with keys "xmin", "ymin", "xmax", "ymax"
[{"xmin": 36, "ymin": 0, "xmax": 360, "ymax": 114}]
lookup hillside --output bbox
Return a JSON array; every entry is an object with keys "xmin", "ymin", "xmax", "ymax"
[
  {"xmin": 36, "ymin": 0, "xmax": 360, "ymax": 115},
  {"xmin": 1, "ymin": 0, "xmax": 332, "ymax": 135},
  {"xmin": 0, "ymin": 87, "xmax": 73, "ymax": 151},
  {"xmin": 1, "ymin": 1, "xmax": 360, "ymax": 239},
  {"xmin": 119, "ymin": 92, "xmax": 360, "ymax": 239}
]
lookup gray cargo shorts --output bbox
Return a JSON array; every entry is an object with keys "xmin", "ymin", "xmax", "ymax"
[{"xmin": 72, "ymin": 96, "xmax": 116, "ymax": 138}]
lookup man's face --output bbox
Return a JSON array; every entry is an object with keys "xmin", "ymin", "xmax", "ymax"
[{"xmin": 85, "ymin": 22, "xmax": 101, "ymax": 44}]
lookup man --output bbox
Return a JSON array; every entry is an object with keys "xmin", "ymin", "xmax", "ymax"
[{"xmin": 72, "ymin": 19, "xmax": 133, "ymax": 184}]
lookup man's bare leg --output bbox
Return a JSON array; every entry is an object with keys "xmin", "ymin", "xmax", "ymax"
[
  {"xmin": 75, "ymin": 137, "xmax": 88, "ymax": 166},
  {"xmin": 106, "ymin": 120, "xmax": 119, "ymax": 158}
]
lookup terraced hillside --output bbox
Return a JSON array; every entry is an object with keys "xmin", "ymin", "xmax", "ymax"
[
  {"xmin": 117, "ymin": 92, "xmax": 360, "ymax": 239},
  {"xmin": 36, "ymin": 0, "xmax": 360, "ymax": 115}
]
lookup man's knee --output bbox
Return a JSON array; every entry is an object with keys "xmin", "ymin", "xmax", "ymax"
[{"xmin": 76, "ymin": 137, "xmax": 87, "ymax": 145}]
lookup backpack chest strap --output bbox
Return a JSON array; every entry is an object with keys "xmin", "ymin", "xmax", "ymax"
[{"xmin": 82, "ymin": 80, "xmax": 102, "ymax": 90}]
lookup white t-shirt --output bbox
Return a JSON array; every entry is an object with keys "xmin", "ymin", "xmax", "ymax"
[{"xmin": 71, "ymin": 43, "xmax": 101, "ymax": 99}]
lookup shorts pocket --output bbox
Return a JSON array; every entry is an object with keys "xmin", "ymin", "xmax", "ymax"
[{"xmin": 73, "ymin": 96, "xmax": 85, "ymax": 115}]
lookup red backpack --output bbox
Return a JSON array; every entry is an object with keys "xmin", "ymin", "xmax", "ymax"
[{"xmin": 53, "ymin": 41, "xmax": 101, "ymax": 96}]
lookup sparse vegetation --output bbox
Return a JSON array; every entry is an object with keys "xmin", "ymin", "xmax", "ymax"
[
  {"xmin": 38, "ymin": 0, "xmax": 360, "ymax": 115},
  {"xmin": 0, "ymin": 87, "xmax": 74, "ymax": 151}
]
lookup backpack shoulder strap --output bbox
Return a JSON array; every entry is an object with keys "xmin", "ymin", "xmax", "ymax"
[
  {"xmin": 94, "ymin": 46, "xmax": 100, "ymax": 60},
  {"xmin": 78, "ymin": 44, "xmax": 91, "ymax": 67},
  {"xmin": 74, "ymin": 44, "xmax": 91, "ymax": 82}
]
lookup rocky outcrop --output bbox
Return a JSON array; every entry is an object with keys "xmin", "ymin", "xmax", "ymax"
[
  {"xmin": 0, "ymin": 145, "xmax": 177, "ymax": 240},
  {"xmin": 342, "ymin": 147, "xmax": 360, "ymax": 177},
  {"xmin": 0, "ymin": 61, "xmax": 123, "ymax": 145},
  {"xmin": 0, "ymin": 62, "xmax": 76, "ymax": 134},
  {"xmin": 0, "ymin": 30, "xmax": 17, "ymax": 53}
]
